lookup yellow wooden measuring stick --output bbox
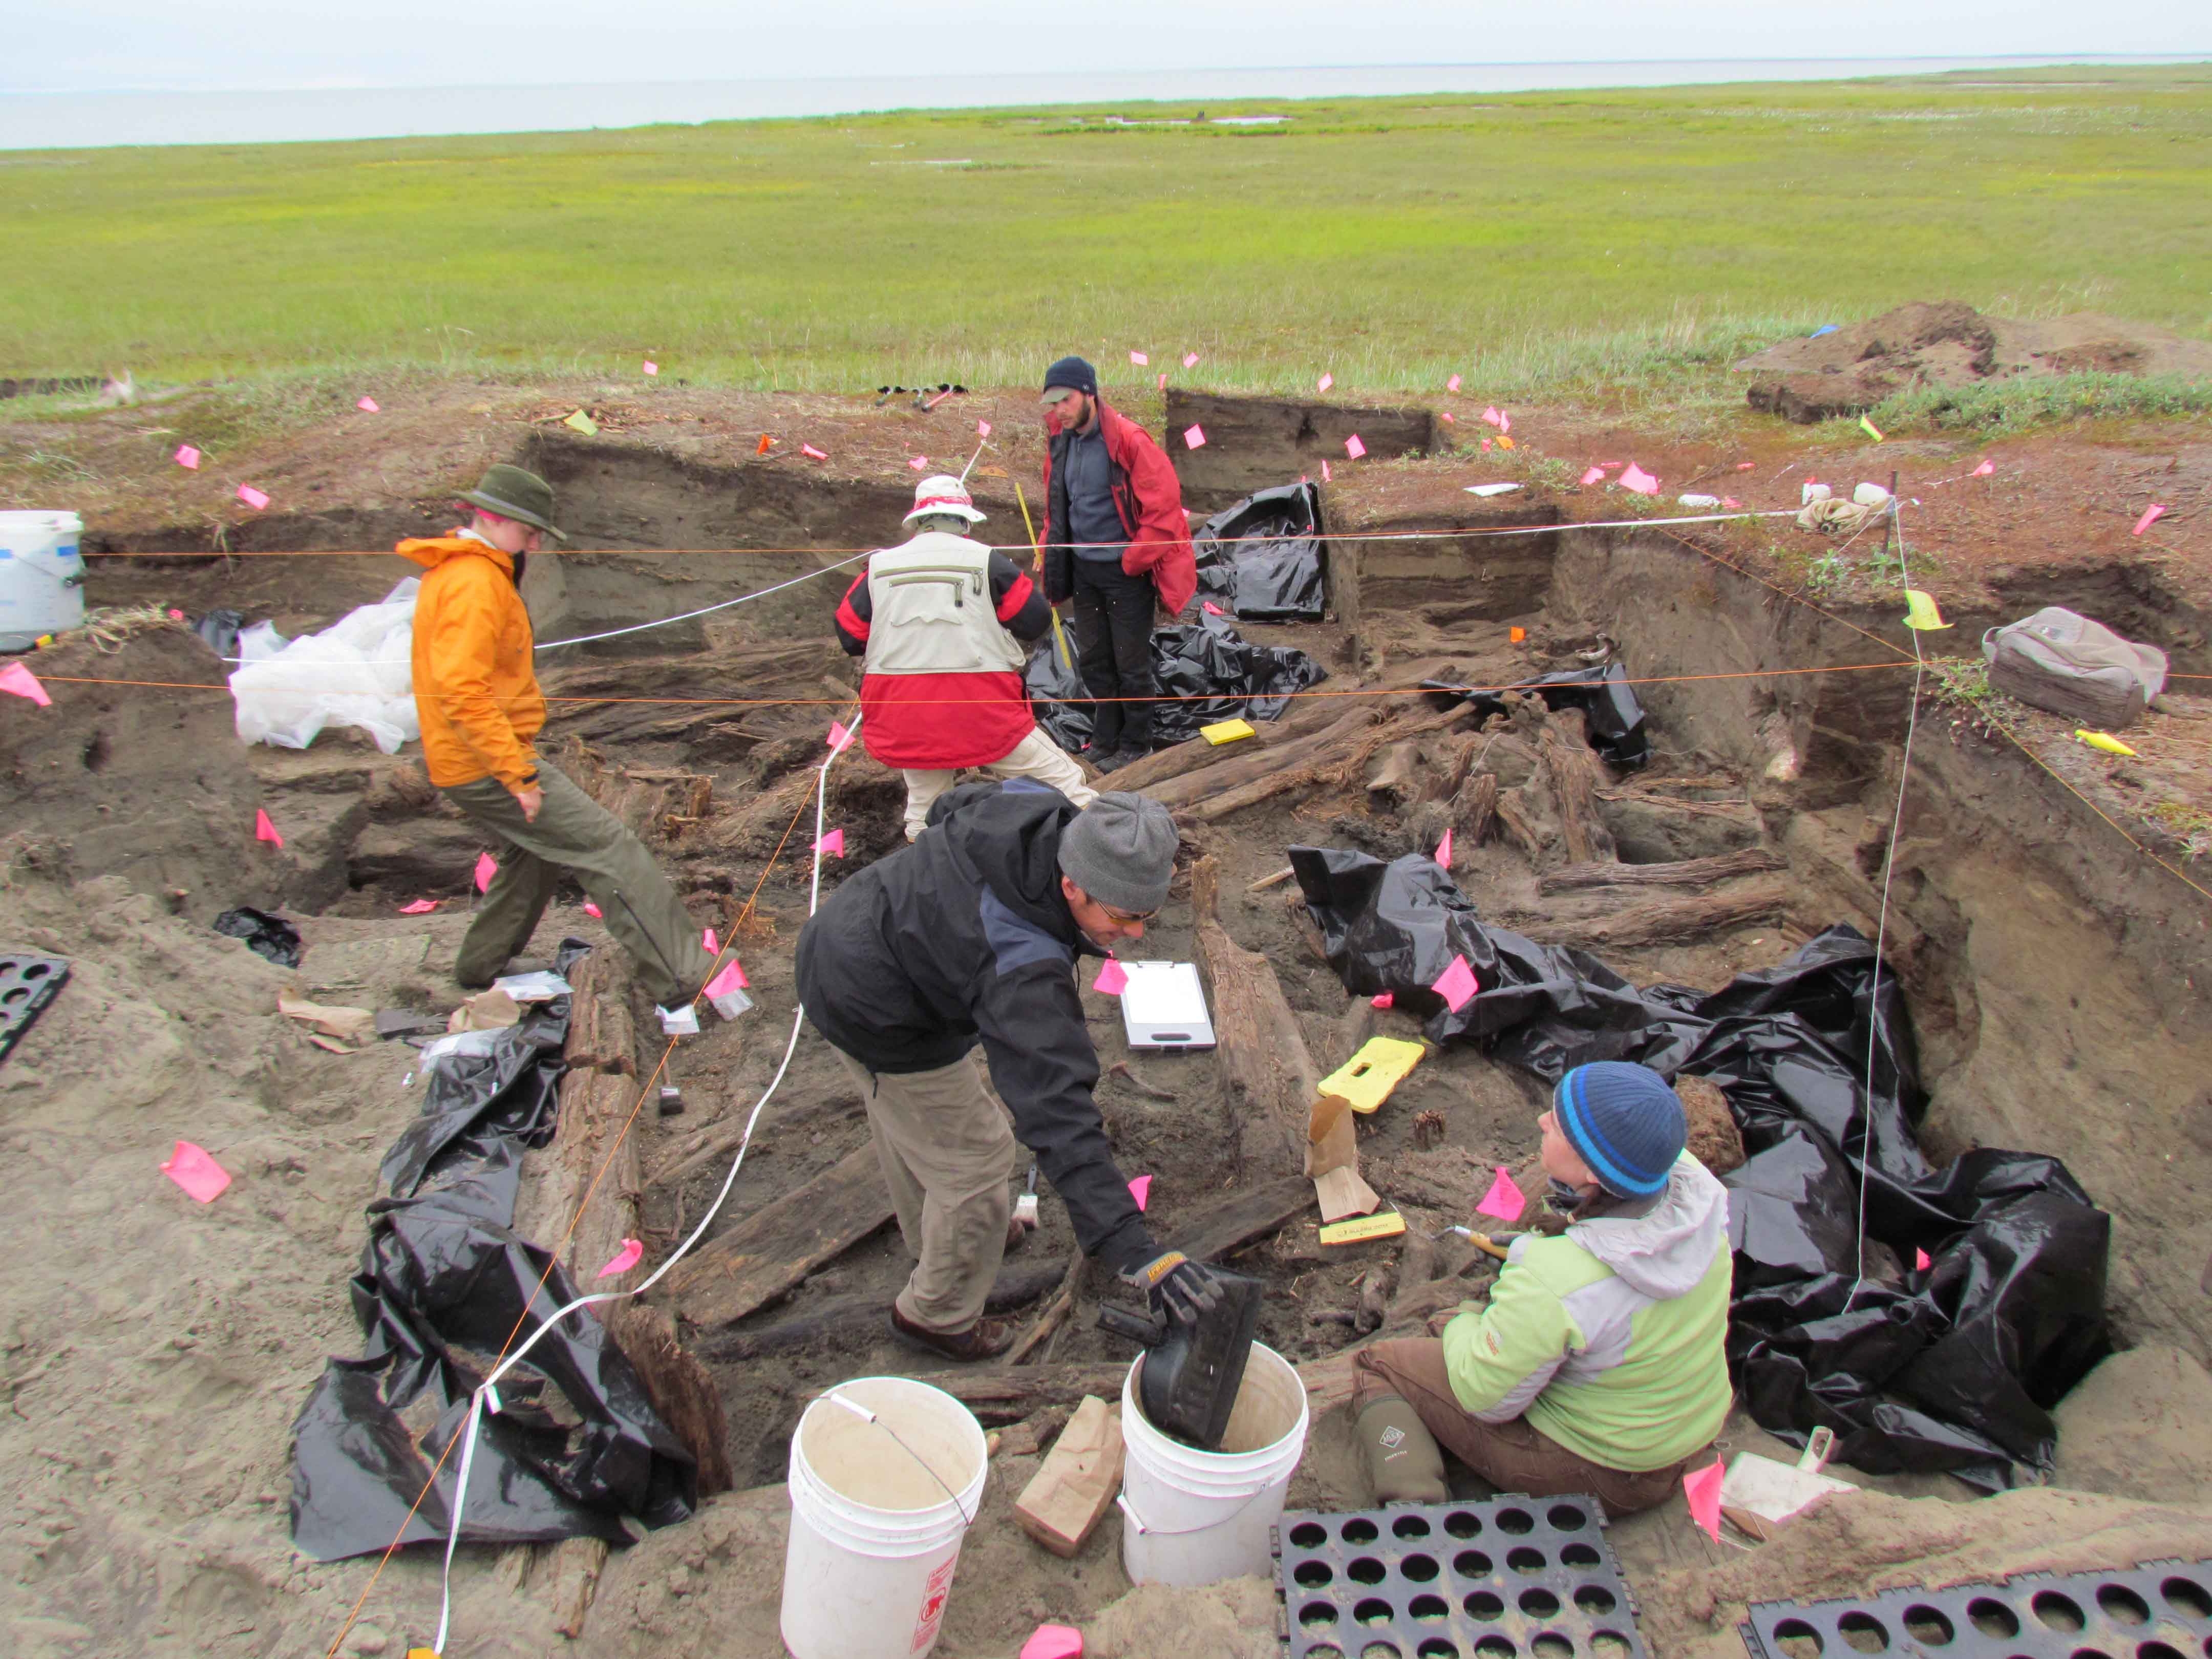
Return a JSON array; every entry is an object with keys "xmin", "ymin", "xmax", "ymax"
[{"xmin": 1016, "ymin": 480, "xmax": 1074, "ymax": 670}]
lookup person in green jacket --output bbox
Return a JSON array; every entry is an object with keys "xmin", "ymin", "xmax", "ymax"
[{"xmin": 1351, "ymin": 1061, "xmax": 1733, "ymax": 1515}]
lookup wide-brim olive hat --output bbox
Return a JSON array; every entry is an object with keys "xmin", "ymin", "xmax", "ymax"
[{"xmin": 458, "ymin": 463, "xmax": 567, "ymax": 540}]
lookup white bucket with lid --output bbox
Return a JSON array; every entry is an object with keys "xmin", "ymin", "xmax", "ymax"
[
  {"xmin": 0, "ymin": 511, "xmax": 84, "ymax": 652},
  {"xmin": 780, "ymin": 1375, "xmax": 989, "ymax": 1659},
  {"xmin": 1118, "ymin": 1339, "xmax": 1309, "ymax": 1587}
]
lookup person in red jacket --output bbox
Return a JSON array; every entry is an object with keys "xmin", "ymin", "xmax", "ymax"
[
  {"xmin": 1038, "ymin": 355, "xmax": 1197, "ymax": 771},
  {"xmin": 835, "ymin": 474, "xmax": 1097, "ymax": 840}
]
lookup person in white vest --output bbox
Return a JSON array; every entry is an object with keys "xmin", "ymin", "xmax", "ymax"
[{"xmin": 835, "ymin": 475, "xmax": 1099, "ymax": 839}]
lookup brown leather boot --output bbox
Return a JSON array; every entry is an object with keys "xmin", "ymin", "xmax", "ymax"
[{"xmin": 889, "ymin": 1304, "xmax": 1017, "ymax": 1363}]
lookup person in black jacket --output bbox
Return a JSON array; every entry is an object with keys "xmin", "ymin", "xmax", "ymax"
[{"xmin": 795, "ymin": 783, "xmax": 1221, "ymax": 1361}]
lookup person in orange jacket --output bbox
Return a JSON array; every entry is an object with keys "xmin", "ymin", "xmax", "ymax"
[
  {"xmin": 1037, "ymin": 355, "xmax": 1197, "ymax": 771},
  {"xmin": 399, "ymin": 464, "xmax": 723, "ymax": 1022}
]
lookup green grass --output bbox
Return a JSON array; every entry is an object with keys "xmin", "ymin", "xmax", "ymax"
[
  {"xmin": 1866, "ymin": 371, "xmax": 2212, "ymax": 434},
  {"xmin": 4, "ymin": 62, "xmax": 2211, "ymax": 404}
]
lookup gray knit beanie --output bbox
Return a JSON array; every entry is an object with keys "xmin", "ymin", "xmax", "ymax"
[{"xmin": 1057, "ymin": 792, "xmax": 1177, "ymax": 914}]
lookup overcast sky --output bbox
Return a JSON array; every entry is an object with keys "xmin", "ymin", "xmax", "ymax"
[{"xmin": 9, "ymin": 1, "xmax": 2207, "ymax": 95}]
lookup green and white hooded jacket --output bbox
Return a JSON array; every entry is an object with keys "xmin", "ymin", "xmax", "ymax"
[{"xmin": 1439, "ymin": 1152, "xmax": 1733, "ymax": 1472}]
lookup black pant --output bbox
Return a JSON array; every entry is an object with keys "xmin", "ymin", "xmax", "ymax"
[{"xmin": 1071, "ymin": 557, "xmax": 1156, "ymax": 753}]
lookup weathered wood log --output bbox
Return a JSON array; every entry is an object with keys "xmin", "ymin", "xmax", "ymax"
[
  {"xmin": 1499, "ymin": 878, "xmax": 1788, "ymax": 950},
  {"xmin": 541, "ymin": 637, "xmax": 833, "ymax": 751},
  {"xmin": 933, "ymin": 1363, "xmax": 1133, "ymax": 1425},
  {"xmin": 698, "ymin": 1259, "xmax": 1069, "ymax": 1364},
  {"xmin": 1538, "ymin": 847, "xmax": 1785, "ymax": 895},
  {"xmin": 667, "ymin": 1143, "xmax": 894, "ymax": 1328},
  {"xmin": 1007, "ymin": 1251, "xmax": 1086, "ymax": 1367},
  {"xmin": 1171, "ymin": 1175, "xmax": 1315, "ymax": 1264},
  {"xmin": 1191, "ymin": 856, "xmax": 1324, "ymax": 1180},
  {"xmin": 1145, "ymin": 705, "xmax": 1380, "ymax": 810},
  {"xmin": 1186, "ymin": 701, "xmax": 1479, "ymax": 823},
  {"xmin": 1536, "ymin": 707, "xmax": 1617, "ymax": 866},
  {"xmin": 1365, "ymin": 739, "xmax": 1426, "ymax": 803},
  {"xmin": 1494, "ymin": 788, "xmax": 1547, "ymax": 862},
  {"xmin": 606, "ymin": 1304, "xmax": 735, "ymax": 1495},
  {"xmin": 1355, "ymin": 1263, "xmax": 1396, "ymax": 1333},
  {"xmin": 1457, "ymin": 772, "xmax": 1499, "ymax": 847},
  {"xmin": 1111, "ymin": 693, "xmax": 1351, "ymax": 794},
  {"xmin": 561, "ymin": 951, "xmax": 637, "ymax": 1074},
  {"xmin": 643, "ymin": 1117, "xmax": 751, "ymax": 1194}
]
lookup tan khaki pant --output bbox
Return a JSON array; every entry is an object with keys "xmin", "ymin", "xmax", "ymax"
[
  {"xmin": 901, "ymin": 726, "xmax": 1098, "ymax": 841},
  {"xmin": 835, "ymin": 1049, "xmax": 1018, "ymax": 1333}
]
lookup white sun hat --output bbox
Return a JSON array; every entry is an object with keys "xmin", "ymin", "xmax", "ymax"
[{"xmin": 902, "ymin": 474, "xmax": 988, "ymax": 527}]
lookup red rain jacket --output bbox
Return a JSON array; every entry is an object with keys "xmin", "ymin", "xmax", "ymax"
[{"xmin": 1039, "ymin": 401, "xmax": 1197, "ymax": 616}]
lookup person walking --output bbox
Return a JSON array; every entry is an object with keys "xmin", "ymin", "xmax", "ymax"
[
  {"xmin": 834, "ymin": 473, "xmax": 1097, "ymax": 840},
  {"xmin": 1037, "ymin": 355, "xmax": 1197, "ymax": 772},
  {"xmin": 795, "ymin": 784, "xmax": 1221, "ymax": 1360},
  {"xmin": 1348, "ymin": 1062, "xmax": 1733, "ymax": 1516},
  {"xmin": 400, "ymin": 463, "xmax": 728, "ymax": 1023}
]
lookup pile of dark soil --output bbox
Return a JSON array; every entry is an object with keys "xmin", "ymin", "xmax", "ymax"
[{"xmin": 1738, "ymin": 301, "xmax": 2212, "ymax": 422}]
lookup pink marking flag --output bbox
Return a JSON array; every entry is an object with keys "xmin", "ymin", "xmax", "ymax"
[
  {"xmin": 1736, "ymin": 461, "xmax": 1757, "ymax": 471},
  {"xmin": 1499, "ymin": 412, "xmax": 1511, "ymax": 435},
  {"xmin": 167, "ymin": 607, "xmax": 185, "ymax": 620},
  {"xmin": 1447, "ymin": 374, "xmax": 1462, "ymax": 392},
  {"xmin": 1201, "ymin": 600, "xmax": 1227, "ymax": 616},
  {"xmin": 175, "ymin": 444, "xmax": 201, "ymax": 470},
  {"xmin": 399, "ymin": 899, "xmax": 439, "ymax": 915},
  {"xmin": 828, "ymin": 719, "xmax": 852, "ymax": 750},
  {"xmin": 1344, "ymin": 434, "xmax": 1366, "ymax": 460},
  {"xmin": 356, "ymin": 396, "xmax": 379, "ymax": 412},
  {"xmin": 1480, "ymin": 439, "xmax": 1493, "ymax": 453},
  {"xmin": 237, "ymin": 484, "xmax": 270, "ymax": 510},
  {"xmin": 816, "ymin": 827, "xmax": 846, "ymax": 857},
  {"xmin": 1130, "ymin": 350, "xmax": 1150, "ymax": 366},
  {"xmin": 2134, "ymin": 504, "xmax": 2167, "ymax": 537},
  {"xmin": 1476, "ymin": 1165, "xmax": 1525, "ymax": 1222},
  {"xmin": 1916, "ymin": 1247, "xmax": 1932, "ymax": 1271},
  {"xmin": 1183, "ymin": 352, "xmax": 1200, "ymax": 369},
  {"xmin": 1971, "ymin": 460, "xmax": 1994, "ymax": 477},
  {"xmin": 1371, "ymin": 991, "xmax": 1394, "ymax": 1009},
  {"xmin": 0, "ymin": 661, "xmax": 52, "ymax": 707},
  {"xmin": 1580, "ymin": 466, "xmax": 1606, "ymax": 486},
  {"xmin": 1684, "ymin": 1457, "xmax": 1725, "ymax": 1543},
  {"xmin": 254, "ymin": 808, "xmax": 283, "ymax": 848},
  {"xmin": 1322, "ymin": 459, "xmax": 1332, "ymax": 482},
  {"xmin": 1128, "ymin": 1174, "xmax": 1152, "ymax": 1211},
  {"xmin": 1020, "ymin": 1627, "xmax": 1086, "ymax": 1659},
  {"xmin": 1184, "ymin": 424, "xmax": 1207, "ymax": 450},
  {"xmin": 1317, "ymin": 372, "xmax": 1333, "ymax": 393},
  {"xmin": 596, "ymin": 1237, "xmax": 644, "ymax": 1279},
  {"xmin": 161, "ymin": 1140, "xmax": 231, "ymax": 1204},
  {"xmin": 1435, "ymin": 827, "xmax": 1454, "ymax": 869},
  {"xmin": 909, "ymin": 455, "xmax": 929, "ymax": 471},
  {"xmin": 474, "ymin": 850, "xmax": 497, "ymax": 892},
  {"xmin": 1158, "ymin": 372, "xmax": 1168, "ymax": 391},
  {"xmin": 801, "ymin": 443, "xmax": 828, "ymax": 461},
  {"xmin": 583, "ymin": 900, "xmax": 602, "ymax": 918},
  {"xmin": 705, "ymin": 956, "xmax": 750, "ymax": 995},
  {"xmin": 1432, "ymin": 954, "xmax": 1479, "ymax": 1013},
  {"xmin": 702, "ymin": 927, "xmax": 718, "ymax": 954},
  {"xmin": 977, "ymin": 419, "xmax": 992, "ymax": 437},
  {"xmin": 1482, "ymin": 407, "xmax": 1502, "ymax": 427},
  {"xmin": 643, "ymin": 360, "xmax": 659, "ymax": 376},
  {"xmin": 1441, "ymin": 412, "xmax": 1456, "ymax": 424},
  {"xmin": 1619, "ymin": 463, "xmax": 1660, "ymax": 496},
  {"xmin": 1092, "ymin": 958, "xmax": 1129, "ymax": 995}
]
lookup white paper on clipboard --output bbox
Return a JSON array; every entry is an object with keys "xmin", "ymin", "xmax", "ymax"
[{"xmin": 1118, "ymin": 961, "xmax": 1216, "ymax": 1051}]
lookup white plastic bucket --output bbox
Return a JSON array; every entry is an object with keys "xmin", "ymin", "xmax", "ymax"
[
  {"xmin": 0, "ymin": 511, "xmax": 84, "ymax": 653},
  {"xmin": 1119, "ymin": 1339, "xmax": 1309, "ymax": 1587},
  {"xmin": 780, "ymin": 1375, "xmax": 988, "ymax": 1659}
]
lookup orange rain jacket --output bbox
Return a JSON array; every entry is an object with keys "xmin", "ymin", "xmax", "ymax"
[{"xmin": 398, "ymin": 534, "xmax": 546, "ymax": 792}]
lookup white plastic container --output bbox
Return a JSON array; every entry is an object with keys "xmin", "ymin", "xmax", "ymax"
[
  {"xmin": 780, "ymin": 1375, "xmax": 988, "ymax": 1659},
  {"xmin": 1118, "ymin": 1339, "xmax": 1309, "ymax": 1587},
  {"xmin": 0, "ymin": 511, "xmax": 84, "ymax": 652}
]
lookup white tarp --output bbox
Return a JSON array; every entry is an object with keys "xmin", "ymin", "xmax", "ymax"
[{"xmin": 229, "ymin": 577, "xmax": 420, "ymax": 753}]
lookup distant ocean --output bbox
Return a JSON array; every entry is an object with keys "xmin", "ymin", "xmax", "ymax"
[{"xmin": 2, "ymin": 56, "xmax": 2202, "ymax": 151}]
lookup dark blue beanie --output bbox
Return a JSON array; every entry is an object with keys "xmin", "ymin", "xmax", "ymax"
[
  {"xmin": 1555, "ymin": 1062, "xmax": 1685, "ymax": 1197},
  {"xmin": 1041, "ymin": 354, "xmax": 1099, "ymax": 398}
]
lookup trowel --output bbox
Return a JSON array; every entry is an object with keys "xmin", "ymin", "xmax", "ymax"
[{"xmin": 1096, "ymin": 1267, "xmax": 1264, "ymax": 1451}]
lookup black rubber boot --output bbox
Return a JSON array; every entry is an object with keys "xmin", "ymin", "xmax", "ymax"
[{"xmin": 1357, "ymin": 1395, "xmax": 1449, "ymax": 1505}]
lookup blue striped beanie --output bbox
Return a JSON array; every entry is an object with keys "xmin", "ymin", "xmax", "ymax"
[{"xmin": 1554, "ymin": 1062, "xmax": 1685, "ymax": 1197}]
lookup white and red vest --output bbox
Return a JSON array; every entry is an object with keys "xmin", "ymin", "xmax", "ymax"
[{"xmin": 856, "ymin": 531, "xmax": 1035, "ymax": 769}]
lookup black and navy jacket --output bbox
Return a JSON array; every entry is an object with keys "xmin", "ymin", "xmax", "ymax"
[{"xmin": 795, "ymin": 778, "xmax": 1152, "ymax": 1272}]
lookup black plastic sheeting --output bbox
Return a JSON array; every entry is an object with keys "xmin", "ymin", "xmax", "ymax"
[
  {"xmin": 215, "ymin": 905, "xmax": 303, "ymax": 969},
  {"xmin": 289, "ymin": 940, "xmax": 698, "ymax": 1562},
  {"xmin": 1192, "ymin": 480, "xmax": 1328, "ymax": 621},
  {"xmin": 1421, "ymin": 663, "xmax": 1651, "ymax": 769},
  {"xmin": 1290, "ymin": 848, "xmax": 2110, "ymax": 1487},
  {"xmin": 1027, "ymin": 610, "xmax": 1331, "ymax": 754}
]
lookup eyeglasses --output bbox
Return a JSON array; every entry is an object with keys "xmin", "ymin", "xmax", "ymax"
[{"xmin": 1097, "ymin": 903, "xmax": 1157, "ymax": 925}]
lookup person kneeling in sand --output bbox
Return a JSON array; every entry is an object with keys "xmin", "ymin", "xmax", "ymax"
[{"xmin": 1350, "ymin": 1062, "xmax": 1733, "ymax": 1515}]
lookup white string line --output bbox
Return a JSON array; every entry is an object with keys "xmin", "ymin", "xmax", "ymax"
[
  {"xmin": 1842, "ymin": 505, "xmax": 1924, "ymax": 1315},
  {"xmin": 430, "ymin": 715, "xmax": 861, "ymax": 1655}
]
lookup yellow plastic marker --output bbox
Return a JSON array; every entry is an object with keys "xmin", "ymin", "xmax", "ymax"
[
  {"xmin": 1320, "ymin": 1211, "xmax": 1407, "ymax": 1246},
  {"xmin": 1317, "ymin": 1036, "xmax": 1428, "ymax": 1116},
  {"xmin": 1860, "ymin": 415, "xmax": 1886, "ymax": 442},
  {"xmin": 1901, "ymin": 590, "xmax": 1951, "ymax": 631},
  {"xmin": 2076, "ymin": 729, "xmax": 2138, "ymax": 757},
  {"xmin": 408, "ymin": 1649, "xmax": 442, "ymax": 1658},
  {"xmin": 563, "ymin": 409, "xmax": 598, "ymax": 436},
  {"xmin": 1201, "ymin": 718, "xmax": 1257, "ymax": 746}
]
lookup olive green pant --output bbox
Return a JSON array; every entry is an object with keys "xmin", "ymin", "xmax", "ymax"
[
  {"xmin": 440, "ymin": 758, "xmax": 713, "ymax": 1008},
  {"xmin": 835, "ymin": 1048, "xmax": 1018, "ymax": 1334}
]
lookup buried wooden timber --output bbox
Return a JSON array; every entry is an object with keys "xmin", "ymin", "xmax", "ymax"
[
  {"xmin": 1143, "ymin": 704, "xmax": 1381, "ymax": 812},
  {"xmin": 700, "ymin": 1258, "xmax": 1071, "ymax": 1364},
  {"xmin": 1190, "ymin": 855, "xmax": 1324, "ymax": 1181},
  {"xmin": 1110, "ymin": 692, "xmax": 1353, "ymax": 795},
  {"xmin": 1183, "ymin": 700, "xmax": 1479, "ymax": 824},
  {"xmin": 1495, "ymin": 878, "xmax": 1789, "ymax": 950},
  {"xmin": 1539, "ymin": 846, "xmax": 1785, "ymax": 894},
  {"xmin": 666, "ymin": 1142, "xmax": 894, "ymax": 1329}
]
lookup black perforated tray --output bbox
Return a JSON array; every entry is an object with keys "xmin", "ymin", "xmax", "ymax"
[
  {"xmin": 0, "ymin": 953, "xmax": 69, "ymax": 1065},
  {"xmin": 1274, "ymin": 1494, "xmax": 1647, "ymax": 1659},
  {"xmin": 1741, "ymin": 1558, "xmax": 2212, "ymax": 1659}
]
